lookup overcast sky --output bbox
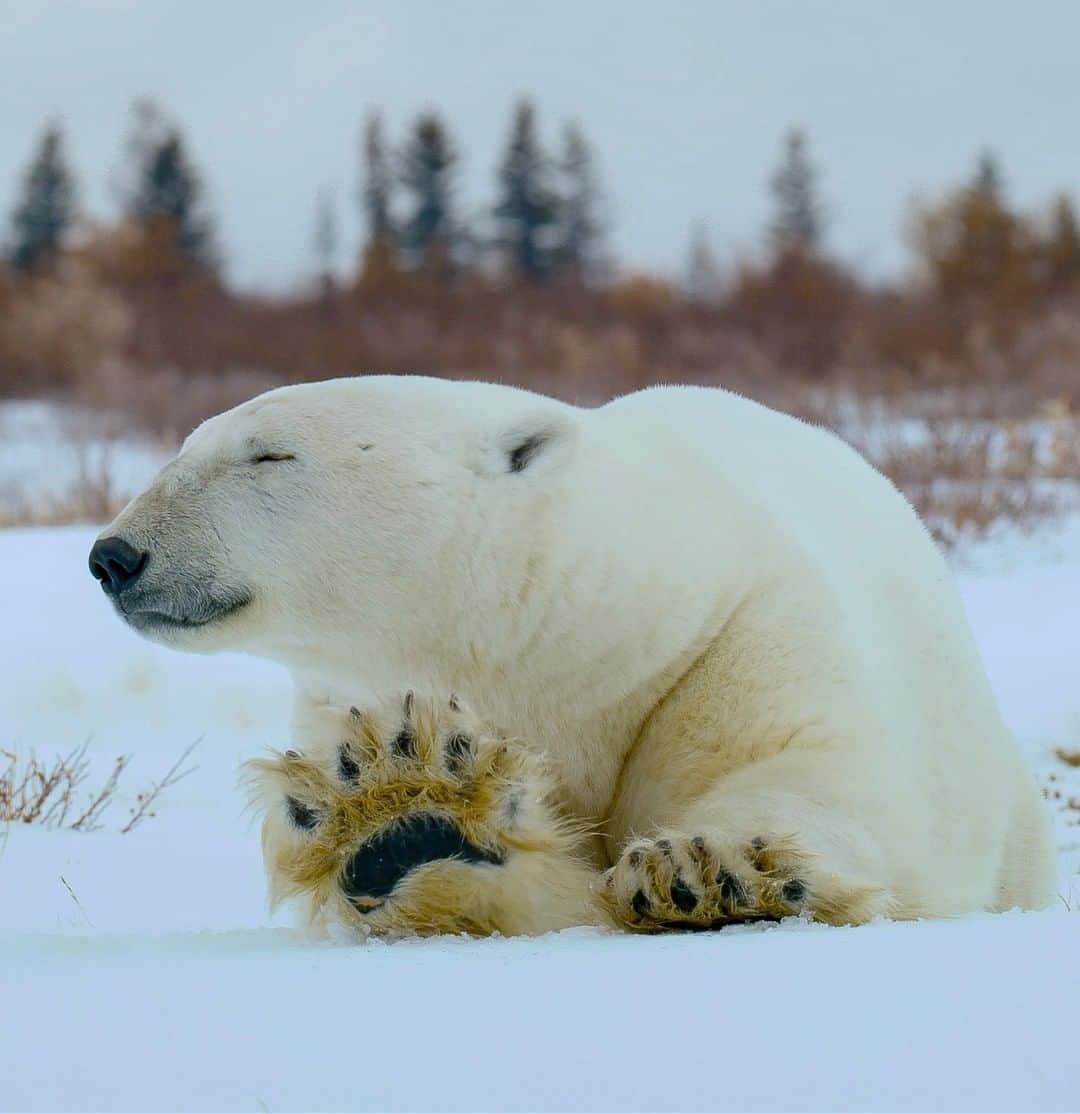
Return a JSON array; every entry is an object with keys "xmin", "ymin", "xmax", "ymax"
[{"xmin": 3, "ymin": 0, "xmax": 1079, "ymax": 290}]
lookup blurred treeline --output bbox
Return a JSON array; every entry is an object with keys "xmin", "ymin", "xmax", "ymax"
[{"xmin": 2, "ymin": 97, "xmax": 1080, "ymax": 434}]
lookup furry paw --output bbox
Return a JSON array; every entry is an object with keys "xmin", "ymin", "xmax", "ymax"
[
  {"xmin": 601, "ymin": 832, "xmax": 813, "ymax": 932},
  {"xmin": 246, "ymin": 693, "xmax": 596, "ymax": 937}
]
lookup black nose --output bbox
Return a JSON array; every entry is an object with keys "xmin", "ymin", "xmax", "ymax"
[{"xmin": 89, "ymin": 536, "xmax": 148, "ymax": 596}]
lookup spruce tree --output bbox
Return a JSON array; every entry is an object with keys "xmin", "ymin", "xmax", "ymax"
[
  {"xmin": 956, "ymin": 149, "xmax": 1024, "ymax": 294},
  {"xmin": 1045, "ymin": 194, "xmax": 1080, "ymax": 291},
  {"xmin": 121, "ymin": 101, "xmax": 217, "ymax": 270},
  {"xmin": 913, "ymin": 149, "xmax": 1032, "ymax": 303},
  {"xmin": 314, "ymin": 189, "xmax": 338, "ymax": 295},
  {"xmin": 685, "ymin": 221, "xmax": 721, "ymax": 302},
  {"xmin": 493, "ymin": 100, "xmax": 559, "ymax": 281},
  {"xmin": 398, "ymin": 113, "xmax": 457, "ymax": 270},
  {"xmin": 9, "ymin": 123, "xmax": 76, "ymax": 272},
  {"xmin": 361, "ymin": 110, "xmax": 394, "ymax": 246},
  {"xmin": 769, "ymin": 128, "xmax": 824, "ymax": 255},
  {"xmin": 972, "ymin": 150, "xmax": 1004, "ymax": 199},
  {"xmin": 556, "ymin": 121, "xmax": 607, "ymax": 283}
]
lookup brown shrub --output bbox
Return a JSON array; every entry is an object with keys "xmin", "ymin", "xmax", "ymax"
[
  {"xmin": 725, "ymin": 248, "xmax": 860, "ymax": 377},
  {"xmin": 0, "ymin": 260, "xmax": 132, "ymax": 394},
  {"xmin": 0, "ymin": 740, "xmax": 197, "ymax": 833}
]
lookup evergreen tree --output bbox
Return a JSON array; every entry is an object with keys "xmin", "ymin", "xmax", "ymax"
[
  {"xmin": 555, "ymin": 121, "xmax": 607, "ymax": 283},
  {"xmin": 361, "ymin": 110, "xmax": 394, "ymax": 245},
  {"xmin": 398, "ymin": 113, "xmax": 457, "ymax": 270},
  {"xmin": 493, "ymin": 99, "xmax": 559, "ymax": 281},
  {"xmin": 314, "ymin": 189, "xmax": 338, "ymax": 295},
  {"xmin": 121, "ymin": 100, "xmax": 216, "ymax": 270},
  {"xmin": 685, "ymin": 220, "xmax": 721, "ymax": 302},
  {"xmin": 9, "ymin": 122, "xmax": 76, "ymax": 272},
  {"xmin": 769, "ymin": 128, "xmax": 824, "ymax": 255},
  {"xmin": 913, "ymin": 149, "xmax": 1034, "ymax": 304},
  {"xmin": 972, "ymin": 150, "xmax": 1004, "ymax": 199},
  {"xmin": 357, "ymin": 110, "xmax": 400, "ymax": 289},
  {"xmin": 1044, "ymin": 194, "xmax": 1080, "ymax": 292}
]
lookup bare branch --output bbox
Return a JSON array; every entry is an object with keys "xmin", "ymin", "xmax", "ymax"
[
  {"xmin": 120, "ymin": 738, "xmax": 201, "ymax": 834},
  {"xmin": 1, "ymin": 739, "xmax": 199, "ymax": 835}
]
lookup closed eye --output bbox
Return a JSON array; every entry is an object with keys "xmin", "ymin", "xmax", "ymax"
[{"xmin": 251, "ymin": 451, "xmax": 296, "ymax": 464}]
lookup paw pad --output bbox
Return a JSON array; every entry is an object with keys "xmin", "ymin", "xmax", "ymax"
[
  {"xmin": 669, "ymin": 875, "xmax": 698, "ymax": 913},
  {"xmin": 286, "ymin": 795, "xmax": 320, "ymax": 831},
  {"xmin": 444, "ymin": 731, "xmax": 473, "ymax": 773},
  {"xmin": 341, "ymin": 813, "xmax": 503, "ymax": 906},
  {"xmin": 338, "ymin": 742, "xmax": 362, "ymax": 783},
  {"xmin": 781, "ymin": 878, "xmax": 808, "ymax": 904}
]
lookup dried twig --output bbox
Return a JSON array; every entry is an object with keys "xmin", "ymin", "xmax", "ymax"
[
  {"xmin": 1, "ymin": 740, "xmax": 199, "ymax": 834},
  {"xmin": 120, "ymin": 738, "xmax": 201, "ymax": 834},
  {"xmin": 60, "ymin": 874, "xmax": 93, "ymax": 927},
  {"xmin": 70, "ymin": 754, "xmax": 130, "ymax": 831}
]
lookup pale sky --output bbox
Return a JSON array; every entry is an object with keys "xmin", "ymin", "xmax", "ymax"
[{"xmin": 3, "ymin": 0, "xmax": 1079, "ymax": 290}]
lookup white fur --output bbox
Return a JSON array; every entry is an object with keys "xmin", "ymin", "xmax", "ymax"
[{"xmin": 99, "ymin": 377, "xmax": 1056, "ymax": 917}]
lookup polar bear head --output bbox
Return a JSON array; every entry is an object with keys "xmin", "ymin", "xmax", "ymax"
[{"xmin": 89, "ymin": 376, "xmax": 580, "ymax": 688}]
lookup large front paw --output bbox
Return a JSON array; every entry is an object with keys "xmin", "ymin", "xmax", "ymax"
[{"xmin": 246, "ymin": 693, "xmax": 559, "ymax": 936}]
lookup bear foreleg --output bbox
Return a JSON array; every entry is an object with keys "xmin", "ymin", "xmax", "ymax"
[
  {"xmin": 602, "ymin": 759, "xmax": 900, "ymax": 932},
  {"xmin": 247, "ymin": 693, "xmax": 608, "ymax": 938}
]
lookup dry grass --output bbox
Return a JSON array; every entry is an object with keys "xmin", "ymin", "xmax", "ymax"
[
  {"xmin": 788, "ymin": 394, "xmax": 1080, "ymax": 547},
  {"xmin": 0, "ymin": 409, "xmax": 138, "ymax": 528},
  {"xmin": 0, "ymin": 740, "xmax": 199, "ymax": 833},
  {"xmin": 0, "ymin": 480, "xmax": 128, "ymax": 530},
  {"xmin": 72, "ymin": 364, "xmax": 283, "ymax": 443},
  {"xmin": 870, "ymin": 420, "xmax": 1078, "ymax": 546}
]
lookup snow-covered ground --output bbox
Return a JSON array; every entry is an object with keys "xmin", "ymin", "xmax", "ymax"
[{"xmin": 1, "ymin": 519, "xmax": 1079, "ymax": 1110}]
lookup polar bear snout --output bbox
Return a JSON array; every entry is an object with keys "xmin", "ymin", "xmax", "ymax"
[
  {"xmin": 88, "ymin": 521, "xmax": 254, "ymax": 640},
  {"xmin": 88, "ymin": 536, "xmax": 148, "ymax": 597}
]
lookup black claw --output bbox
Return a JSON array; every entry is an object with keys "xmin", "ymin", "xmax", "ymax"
[
  {"xmin": 781, "ymin": 879, "xmax": 808, "ymax": 905},
  {"xmin": 444, "ymin": 732, "xmax": 473, "ymax": 773},
  {"xmin": 670, "ymin": 875, "xmax": 698, "ymax": 914},
  {"xmin": 716, "ymin": 869, "xmax": 747, "ymax": 906},
  {"xmin": 338, "ymin": 742, "xmax": 361, "ymax": 783},
  {"xmin": 286, "ymin": 796, "xmax": 320, "ymax": 831},
  {"xmin": 631, "ymin": 889, "xmax": 652, "ymax": 918}
]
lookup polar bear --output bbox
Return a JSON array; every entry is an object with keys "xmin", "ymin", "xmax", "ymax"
[{"xmin": 89, "ymin": 376, "xmax": 1056, "ymax": 935}]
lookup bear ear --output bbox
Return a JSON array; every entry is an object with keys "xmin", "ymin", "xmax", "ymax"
[
  {"xmin": 482, "ymin": 411, "xmax": 578, "ymax": 478},
  {"xmin": 506, "ymin": 430, "xmax": 552, "ymax": 473}
]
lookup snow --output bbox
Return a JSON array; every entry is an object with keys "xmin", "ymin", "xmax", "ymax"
[
  {"xmin": 1, "ymin": 522, "xmax": 1078, "ymax": 1112},
  {"xmin": 3, "ymin": 914, "xmax": 1077, "ymax": 1113}
]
